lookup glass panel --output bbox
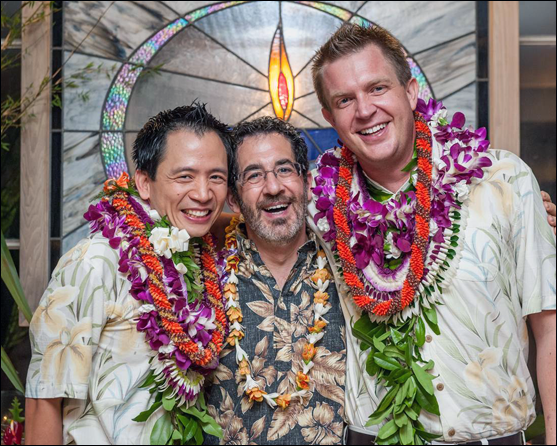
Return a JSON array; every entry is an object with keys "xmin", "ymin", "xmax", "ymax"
[
  {"xmin": 64, "ymin": 1, "xmax": 178, "ymax": 59},
  {"xmin": 194, "ymin": 1, "xmax": 280, "ymax": 75},
  {"xmin": 295, "ymin": 65, "xmax": 315, "ymax": 100},
  {"xmin": 63, "ymin": 52, "xmax": 122, "ymax": 131},
  {"xmin": 125, "ymin": 71, "xmax": 271, "ymax": 130},
  {"xmin": 415, "ymin": 33, "xmax": 476, "ymax": 100},
  {"xmin": 1, "ymin": 1, "xmax": 22, "ymax": 40},
  {"xmin": 162, "ymin": 1, "xmax": 220, "ymax": 16},
  {"xmin": 1, "ymin": 48, "xmax": 21, "ymax": 239},
  {"xmin": 62, "ymin": 132, "xmax": 106, "ymax": 237},
  {"xmin": 320, "ymin": 1, "xmax": 366, "ymax": 13},
  {"xmin": 281, "ymin": 2, "xmax": 343, "ymax": 76},
  {"xmin": 149, "ymin": 25, "xmax": 268, "ymax": 91},
  {"xmin": 300, "ymin": 128, "xmax": 340, "ymax": 161},
  {"xmin": 519, "ymin": 1, "xmax": 556, "ymax": 36},
  {"xmin": 440, "ymin": 82, "xmax": 477, "ymax": 128},
  {"xmin": 291, "ymin": 93, "xmax": 329, "ymax": 127},
  {"xmin": 236, "ymin": 103, "xmax": 274, "ymax": 124},
  {"xmin": 125, "ymin": 132, "xmax": 139, "ymax": 176},
  {"xmin": 357, "ymin": 1, "xmax": 476, "ymax": 54}
]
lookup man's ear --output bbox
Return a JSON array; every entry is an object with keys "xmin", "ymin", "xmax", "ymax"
[
  {"xmin": 406, "ymin": 77, "xmax": 419, "ymax": 111},
  {"xmin": 135, "ymin": 170, "xmax": 151, "ymax": 202},
  {"xmin": 306, "ymin": 171, "xmax": 313, "ymax": 202},
  {"xmin": 227, "ymin": 189, "xmax": 241, "ymax": 214},
  {"xmin": 322, "ymin": 107, "xmax": 335, "ymax": 127}
]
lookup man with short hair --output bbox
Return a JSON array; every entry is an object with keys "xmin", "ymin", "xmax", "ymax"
[
  {"xmin": 25, "ymin": 103, "xmax": 233, "ymax": 445},
  {"xmin": 205, "ymin": 117, "xmax": 346, "ymax": 445},
  {"xmin": 308, "ymin": 23, "xmax": 556, "ymax": 445}
]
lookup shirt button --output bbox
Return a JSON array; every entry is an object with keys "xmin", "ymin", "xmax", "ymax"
[
  {"xmin": 425, "ymin": 335, "xmax": 433, "ymax": 343},
  {"xmin": 436, "ymin": 383, "xmax": 445, "ymax": 391},
  {"xmin": 448, "ymin": 428, "xmax": 456, "ymax": 437}
]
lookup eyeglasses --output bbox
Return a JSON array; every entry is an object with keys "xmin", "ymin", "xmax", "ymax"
[{"xmin": 237, "ymin": 162, "xmax": 302, "ymax": 187}]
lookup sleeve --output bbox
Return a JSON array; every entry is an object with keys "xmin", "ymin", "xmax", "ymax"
[
  {"xmin": 512, "ymin": 156, "xmax": 557, "ymax": 318},
  {"xmin": 25, "ymin": 238, "xmax": 110, "ymax": 399}
]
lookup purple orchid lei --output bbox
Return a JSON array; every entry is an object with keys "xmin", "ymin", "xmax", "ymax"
[
  {"xmin": 84, "ymin": 193, "xmax": 225, "ymax": 407},
  {"xmin": 313, "ymin": 99, "xmax": 493, "ymax": 321}
]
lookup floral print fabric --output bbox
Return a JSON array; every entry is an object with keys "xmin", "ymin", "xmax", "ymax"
[
  {"xmin": 205, "ymin": 229, "xmax": 346, "ymax": 445},
  {"xmin": 26, "ymin": 233, "xmax": 161, "ymax": 445},
  {"xmin": 308, "ymin": 148, "xmax": 556, "ymax": 442}
]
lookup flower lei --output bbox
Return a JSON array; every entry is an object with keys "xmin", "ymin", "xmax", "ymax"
[
  {"xmin": 84, "ymin": 173, "xmax": 226, "ymax": 443},
  {"xmin": 312, "ymin": 99, "xmax": 493, "ymax": 445},
  {"xmin": 223, "ymin": 217, "xmax": 333, "ymax": 409}
]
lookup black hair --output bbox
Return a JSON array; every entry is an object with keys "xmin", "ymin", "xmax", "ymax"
[
  {"xmin": 230, "ymin": 117, "xmax": 309, "ymax": 196},
  {"xmin": 132, "ymin": 101, "xmax": 233, "ymax": 179}
]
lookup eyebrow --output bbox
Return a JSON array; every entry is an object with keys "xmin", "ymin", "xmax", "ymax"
[
  {"xmin": 169, "ymin": 167, "xmax": 228, "ymax": 176},
  {"xmin": 329, "ymin": 77, "xmax": 393, "ymax": 102},
  {"xmin": 241, "ymin": 159, "xmax": 295, "ymax": 172}
]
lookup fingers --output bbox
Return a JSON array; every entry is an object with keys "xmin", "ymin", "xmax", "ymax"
[{"xmin": 541, "ymin": 190, "xmax": 551, "ymax": 202}]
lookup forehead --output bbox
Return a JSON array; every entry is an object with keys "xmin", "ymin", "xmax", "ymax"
[
  {"xmin": 237, "ymin": 132, "xmax": 294, "ymax": 167},
  {"xmin": 162, "ymin": 129, "xmax": 227, "ymax": 166},
  {"xmin": 322, "ymin": 44, "xmax": 396, "ymax": 92}
]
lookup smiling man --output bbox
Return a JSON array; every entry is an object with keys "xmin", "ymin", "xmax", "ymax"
[
  {"xmin": 205, "ymin": 117, "xmax": 346, "ymax": 445},
  {"xmin": 307, "ymin": 24, "xmax": 556, "ymax": 445},
  {"xmin": 25, "ymin": 103, "xmax": 232, "ymax": 445}
]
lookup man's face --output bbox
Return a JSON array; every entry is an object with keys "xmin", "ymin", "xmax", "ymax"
[
  {"xmin": 136, "ymin": 129, "xmax": 228, "ymax": 238},
  {"xmin": 321, "ymin": 44, "xmax": 419, "ymax": 167},
  {"xmin": 230, "ymin": 133, "xmax": 311, "ymax": 245}
]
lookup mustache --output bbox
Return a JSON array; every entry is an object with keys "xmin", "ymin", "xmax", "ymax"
[{"xmin": 257, "ymin": 195, "xmax": 297, "ymax": 210}]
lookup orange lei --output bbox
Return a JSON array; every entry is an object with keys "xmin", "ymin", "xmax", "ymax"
[
  {"xmin": 333, "ymin": 112, "xmax": 432, "ymax": 317},
  {"xmin": 110, "ymin": 188, "xmax": 227, "ymax": 367}
]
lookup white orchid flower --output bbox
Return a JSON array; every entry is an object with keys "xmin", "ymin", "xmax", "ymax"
[
  {"xmin": 317, "ymin": 279, "xmax": 330, "ymax": 293},
  {"xmin": 302, "ymin": 361, "xmax": 314, "ymax": 375},
  {"xmin": 149, "ymin": 209, "xmax": 162, "ymax": 222},
  {"xmin": 228, "ymin": 269, "xmax": 239, "ymax": 284},
  {"xmin": 236, "ymin": 343, "xmax": 249, "ymax": 363},
  {"xmin": 307, "ymin": 331, "xmax": 325, "ymax": 344},
  {"xmin": 231, "ymin": 321, "xmax": 244, "ymax": 332},
  {"xmin": 226, "ymin": 295, "xmax": 239, "ymax": 310},
  {"xmin": 175, "ymin": 262, "xmax": 188, "ymax": 275},
  {"xmin": 138, "ymin": 304, "xmax": 156, "ymax": 314},
  {"xmin": 263, "ymin": 393, "xmax": 279, "ymax": 408},
  {"xmin": 244, "ymin": 374, "xmax": 260, "ymax": 391},
  {"xmin": 317, "ymin": 256, "xmax": 327, "ymax": 271},
  {"xmin": 314, "ymin": 303, "xmax": 331, "ymax": 320}
]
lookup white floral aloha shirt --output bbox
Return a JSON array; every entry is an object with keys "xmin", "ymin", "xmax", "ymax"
[
  {"xmin": 308, "ymin": 148, "xmax": 556, "ymax": 443},
  {"xmin": 26, "ymin": 232, "xmax": 163, "ymax": 445}
]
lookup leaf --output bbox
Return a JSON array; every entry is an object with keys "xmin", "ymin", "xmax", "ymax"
[
  {"xmin": 1, "ymin": 347, "xmax": 24, "ymax": 393},
  {"xmin": 133, "ymin": 401, "xmax": 162, "ymax": 422},
  {"xmin": 373, "ymin": 336, "xmax": 386, "ymax": 353},
  {"xmin": 366, "ymin": 406, "xmax": 392, "ymax": 426},
  {"xmin": 171, "ymin": 430, "xmax": 182, "ymax": 441},
  {"xmin": 177, "ymin": 415, "xmax": 198, "ymax": 442},
  {"xmin": 366, "ymin": 351, "xmax": 379, "ymax": 376},
  {"xmin": 162, "ymin": 396, "xmax": 176, "ymax": 412},
  {"xmin": 415, "ymin": 318, "xmax": 426, "ymax": 347},
  {"xmin": 201, "ymin": 417, "xmax": 223, "ymax": 438},
  {"xmin": 400, "ymin": 421, "xmax": 414, "ymax": 445},
  {"xmin": 1, "ymin": 232, "xmax": 33, "ymax": 322},
  {"xmin": 394, "ymin": 411, "xmax": 408, "ymax": 428},
  {"xmin": 390, "ymin": 328, "xmax": 404, "ymax": 345},
  {"xmin": 423, "ymin": 307, "xmax": 440, "ymax": 335},
  {"xmin": 374, "ymin": 353, "xmax": 402, "ymax": 371},
  {"xmin": 411, "ymin": 362, "xmax": 435, "ymax": 395},
  {"xmin": 375, "ymin": 384, "xmax": 400, "ymax": 413},
  {"xmin": 377, "ymin": 420, "xmax": 398, "ymax": 440},
  {"xmin": 150, "ymin": 412, "xmax": 173, "ymax": 445},
  {"xmin": 414, "ymin": 379, "xmax": 440, "ymax": 416}
]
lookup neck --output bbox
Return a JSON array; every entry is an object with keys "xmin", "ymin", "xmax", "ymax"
[
  {"xmin": 358, "ymin": 143, "xmax": 414, "ymax": 194},
  {"xmin": 246, "ymin": 225, "xmax": 308, "ymax": 290}
]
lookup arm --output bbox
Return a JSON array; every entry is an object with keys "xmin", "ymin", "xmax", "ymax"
[
  {"xmin": 541, "ymin": 191, "xmax": 556, "ymax": 235},
  {"xmin": 528, "ymin": 310, "xmax": 556, "ymax": 445},
  {"xmin": 25, "ymin": 398, "xmax": 63, "ymax": 445}
]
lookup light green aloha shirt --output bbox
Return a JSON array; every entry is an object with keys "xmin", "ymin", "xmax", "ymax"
[
  {"xmin": 26, "ymin": 230, "xmax": 164, "ymax": 445},
  {"xmin": 308, "ymin": 148, "xmax": 556, "ymax": 443}
]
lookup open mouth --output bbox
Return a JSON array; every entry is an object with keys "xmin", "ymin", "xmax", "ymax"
[
  {"xmin": 358, "ymin": 122, "xmax": 388, "ymax": 136},
  {"xmin": 262, "ymin": 203, "xmax": 291, "ymax": 215},
  {"xmin": 182, "ymin": 209, "xmax": 213, "ymax": 220}
]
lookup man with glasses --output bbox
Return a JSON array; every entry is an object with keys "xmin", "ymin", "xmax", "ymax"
[{"xmin": 204, "ymin": 117, "xmax": 346, "ymax": 445}]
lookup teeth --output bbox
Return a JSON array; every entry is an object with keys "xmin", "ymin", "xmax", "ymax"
[
  {"xmin": 360, "ymin": 123, "xmax": 387, "ymax": 135},
  {"xmin": 265, "ymin": 204, "xmax": 288, "ymax": 211},
  {"xmin": 184, "ymin": 210, "xmax": 210, "ymax": 217}
]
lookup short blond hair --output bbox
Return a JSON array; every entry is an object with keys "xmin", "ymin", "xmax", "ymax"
[{"xmin": 311, "ymin": 23, "xmax": 411, "ymax": 110}]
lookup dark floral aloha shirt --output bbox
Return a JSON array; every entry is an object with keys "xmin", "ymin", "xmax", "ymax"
[{"xmin": 204, "ymin": 227, "xmax": 346, "ymax": 445}]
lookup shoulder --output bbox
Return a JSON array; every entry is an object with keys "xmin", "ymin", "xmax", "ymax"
[
  {"xmin": 484, "ymin": 149, "xmax": 534, "ymax": 183},
  {"xmin": 53, "ymin": 233, "xmax": 121, "ymax": 284}
]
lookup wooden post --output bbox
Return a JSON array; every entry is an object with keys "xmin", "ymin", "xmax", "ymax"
[
  {"xmin": 489, "ymin": 1, "xmax": 520, "ymax": 155},
  {"xmin": 20, "ymin": 2, "xmax": 52, "ymax": 324}
]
